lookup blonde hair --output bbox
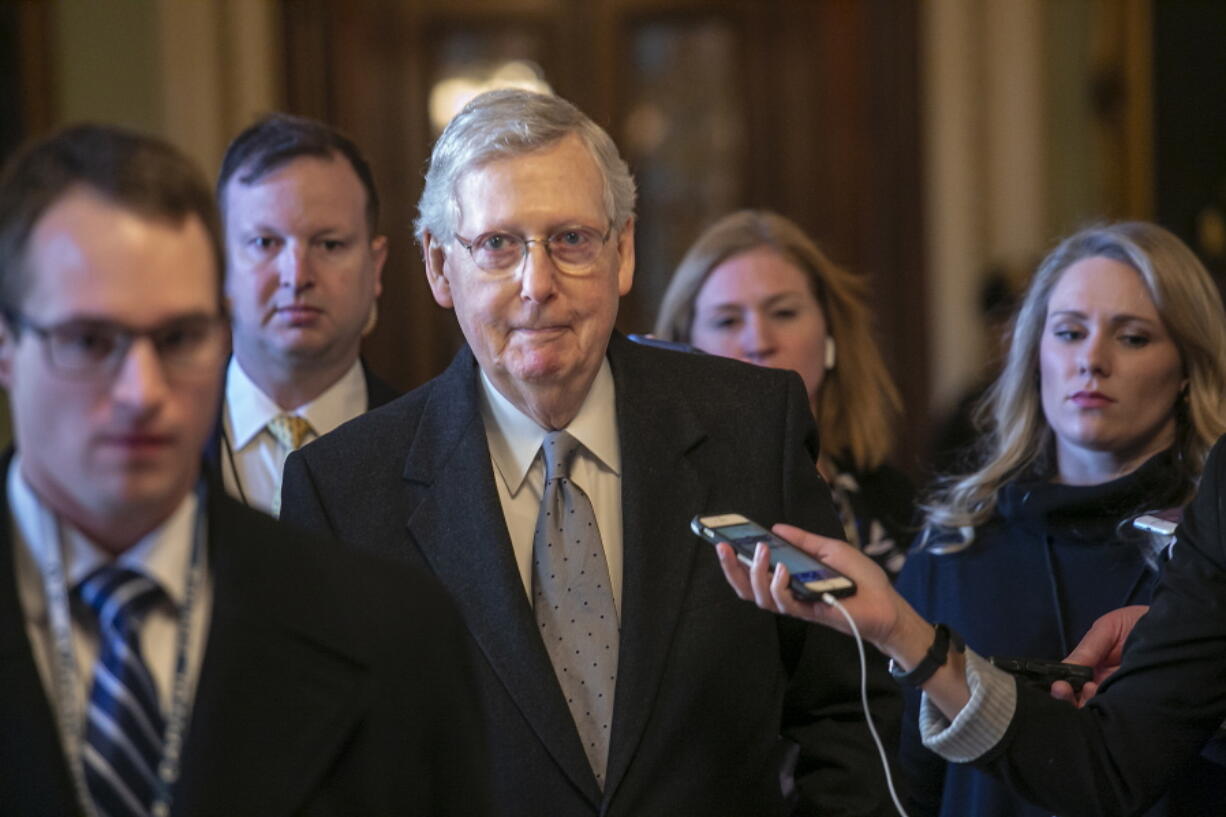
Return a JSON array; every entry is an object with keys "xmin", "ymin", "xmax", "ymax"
[
  {"xmin": 655, "ymin": 209, "xmax": 902, "ymax": 471},
  {"xmin": 925, "ymin": 221, "xmax": 1226, "ymax": 543}
]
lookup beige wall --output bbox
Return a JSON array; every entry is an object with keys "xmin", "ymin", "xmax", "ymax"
[
  {"xmin": 53, "ymin": 0, "xmax": 283, "ymax": 177},
  {"xmin": 923, "ymin": 0, "xmax": 1047, "ymax": 415},
  {"xmin": 922, "ymin": 0, "xmax": 1147, "ymax": 417}
]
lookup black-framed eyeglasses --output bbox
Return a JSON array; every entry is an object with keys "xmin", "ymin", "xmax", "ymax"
[
  {"xmin": 453, "ymin": 225, "xmax": 613, "ymax": 277},
  {"xmin": 2, "ymin": 310, "xmax": 228, "ymax": 380}
]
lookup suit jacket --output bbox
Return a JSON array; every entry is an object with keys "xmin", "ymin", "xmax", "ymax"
[
  {"xmin": 0, "ymin": 455, "xmax": 487, "ymax": 817},
  {"xmin": 975, "ymin": 436, "xmax": 1226, "ymax": 816},
  {"xmin": 203, "ymin": 357, "xmax": 399, "ymax": 476},
  {"xmin": 281, "ymin": 333, "xmax": 902, "ymax": 817}
]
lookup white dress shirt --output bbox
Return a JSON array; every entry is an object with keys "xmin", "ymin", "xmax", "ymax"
[
  {"xmin": 479, "ymin": 359, "xmax": 624, "ymax": 611},
  {"xmin": 221, "ymin": 356, "xmax": 368, "ymax": 515},
  {"xmin": 11, "ymin": 456, "xmax": 213, "ymax": 740}
]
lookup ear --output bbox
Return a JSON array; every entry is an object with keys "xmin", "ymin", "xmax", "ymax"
[
  {"xmin": 0, "ymin": 320, "xmax": 15, "ymax": 389},
  {"xmin": 222, "ymin": 244, "xmax": 236, "ymax": 301},
  {"xmin": 824, "ymin": 336, "xmax": 837, "ymax": 371},
  {"xmin": 369, "ymin": 234, "xmax": 389, "ymax": 299},
  {"xmin": 422, "ymin": 231, "xmax": 454, "ymax": 309},
  {"xmin": 615, "ymin": 217, "xmax": 635, "ymax": 297}
]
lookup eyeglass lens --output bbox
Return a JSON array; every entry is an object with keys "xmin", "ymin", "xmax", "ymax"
[
  {"xmin": 464, "ymin": 227, "xmax": 608, "ymax": 273},
  {"xmin": 43, "ymin": 317, "xmax": 222, "ymax": 375}
]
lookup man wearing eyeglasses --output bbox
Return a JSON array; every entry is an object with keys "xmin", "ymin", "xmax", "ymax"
[
  {"xmin": 281, "ymin": 89, "xmax": 900, "ymax": 816},
  {"xmin": 0, "ymin": 124, "xmax": 486, "ymax": 815},
  {"xmin": 211, "ymin": 113, "xmax": 396, "ymax": 516}
]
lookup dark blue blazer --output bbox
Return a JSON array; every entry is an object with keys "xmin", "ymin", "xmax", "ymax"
[{"xmin": 964, "ymin": 438, "xmax": 1226, "ymax": 816}]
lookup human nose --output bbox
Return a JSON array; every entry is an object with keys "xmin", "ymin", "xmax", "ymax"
[
  {"xmin": 518, "ymin": 240, "xmax": 558, "ymax": 304},
  {"xmin": 1078, "ymin": 330, "xmax": 1110, "ymax": 377},
  {"xmin": 110, "ymin": 337, "xmax": 169, "ymax": 417},
  {"xmin": 740, "ymin": 314, "xmax": 775, "ymax": 363},
  {"xmin": 277, "ymin": 242, "xmax": 313, "ymax": 292}
]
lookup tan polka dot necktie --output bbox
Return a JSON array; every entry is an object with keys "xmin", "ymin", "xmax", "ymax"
[
  {"xmin": 533, "ymin": 430, "xmax": 619, "ymax": 788},
  {"xmin": 267, "ymin": 413, "xmax": 313, "ymax": 451}
]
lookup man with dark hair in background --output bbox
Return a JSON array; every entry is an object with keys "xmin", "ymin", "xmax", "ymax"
[
  {"xmin": 0, "ymin": 123, "xmax": 486, "ymax": 816},
  {"xmin": 211, "ymin": 113, "xmax": 397, "ymax": 515}
]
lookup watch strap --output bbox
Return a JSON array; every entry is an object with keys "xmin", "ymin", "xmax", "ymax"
[{"xmin": 889, "ymin": 623, "xmax": 965, "ymax": 687}]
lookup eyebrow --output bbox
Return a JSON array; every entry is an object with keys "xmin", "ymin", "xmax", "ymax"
[
  {"xmin": 1047, "ymin": 309, "xmax": 1159, "ymax": 326},
  {"xmin": 469, "ymin": 221, "xmax": 605, "ymax": 237},
  {"xmin": 704, "ymin": 292, "xmax": 808, "ymax": 312},
  {"xmin": 240, "ymin": 221, "xmax": 358, "ymax": 238},
  {"xmin": 55, "ymin": 309, "xmax": 221, "ymax": 328}
]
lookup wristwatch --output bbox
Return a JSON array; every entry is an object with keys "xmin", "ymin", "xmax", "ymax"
[{"xmin": 889, "ymin": 623, "xmax": 965, "ymax": 686}]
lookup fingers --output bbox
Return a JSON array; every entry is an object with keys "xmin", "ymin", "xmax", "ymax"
[
  {"xmin": 1049, "ymin": 680, "xmax": 1075, "ymax": 703},
  {"xmin": 715, "ymin": 543, "xmax": 752, "ymax": 601},
  {"xmin": 1076, "ymin": 681, "xmax": 1099, "ymax": 707},
  {"xmin": 1051, "ymin": 679, "xmax": 1100, "ymax": 709},
  {"xmin": 713, "ymin": 530, "xmax": 860, "ymax": 628},
  {"xmin": 1065, "ymin": 605, "xmax": 1150, "ymax": 668},
  {"xmin": 715, "ymin": 541, "xmax": 787, "ymax": 614},
  {"xmin": 768, "ymin": 560, "xmax": 799, "ymax": 613},
  {"xmin": 1063, "ymin": 626, "xmax": 1117, "ymax": 668},
  {"xmin": 772, "ymin": 522, "xmax": 885, "ymax": 590},
  {"xmin": 749, "ymin": 543, "xmax": 785, "ymax": 613}
]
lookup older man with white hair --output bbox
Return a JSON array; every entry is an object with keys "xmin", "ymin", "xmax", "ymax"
[{"xmin": 282, "ymin": 88, "xmax": 900, "ymax": 817}]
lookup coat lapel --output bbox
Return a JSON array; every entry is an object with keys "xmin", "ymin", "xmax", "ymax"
[
  {"xmin": 0, "ymin": 455, "xmax": 80, "ymax": 815},
  {"xmin": 602, "ymin": 335, "xmax": 709, "ymax": 797},
  {"xmin": 402, "ymin": 348, "xmax": 600, "ymax": 801},
  {"xmin": 173, "ymin": 492, "xmax": 368, "ymax": 817}
]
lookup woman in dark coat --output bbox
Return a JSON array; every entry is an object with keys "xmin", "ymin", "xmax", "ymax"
[{"xmin": 896, "ymin": 221, "xmax": 1226, "ymax": 816}]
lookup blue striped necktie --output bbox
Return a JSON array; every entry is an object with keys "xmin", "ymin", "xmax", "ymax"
[{"xmin": 76, "ymin": 566, "xmax": 166, "ymax": 817}]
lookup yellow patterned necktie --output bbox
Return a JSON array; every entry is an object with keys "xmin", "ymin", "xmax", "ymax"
[{"xmin": 267, "ymin": 413, "xmax": 313, "ymax": 451}]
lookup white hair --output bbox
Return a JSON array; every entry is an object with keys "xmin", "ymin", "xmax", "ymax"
[{"xmin": 414, "ymin": 89, "xmax": 636, "ymax": 243}]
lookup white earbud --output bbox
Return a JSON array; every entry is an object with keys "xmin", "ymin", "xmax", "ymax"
[{"xmin": 824, "ymin": 336, "xmax": 837, "ymax": 371}]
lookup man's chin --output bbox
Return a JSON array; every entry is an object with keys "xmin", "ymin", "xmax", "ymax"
[
  {"xmin": 502, "ymin": 352, "xmax": 576, "ymax": 387},
  {"xmin": 97, "ymin": 479, "xmax": 193, "ymax": 518},
  {"xmin": 267, "ymin": 332, "xmax": 350, "ymax": 363}
]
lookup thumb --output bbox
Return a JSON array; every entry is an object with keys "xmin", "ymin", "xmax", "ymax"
[{"xmin": 1063, "ymin": 623, "xmax": 1117, "ymax": 668}]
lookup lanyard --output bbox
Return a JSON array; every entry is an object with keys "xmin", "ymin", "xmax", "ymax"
[
  {"xmin": 38, "ymin": 484, "xmax": 207, "ymax": 817},
  {"xmin": 219, "ymin": 423, "xmax": 250, "ymax": 508}
]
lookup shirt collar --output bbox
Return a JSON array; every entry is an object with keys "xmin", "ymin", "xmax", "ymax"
[
  {"xmin": 225, "ymin": 356, "xmax": 367, "ymax": 449},
  {"xmin": 479, "ymin": 359, "xmax": 621, "ymax": 495},
  {"xmin": 10, "ymin": 454, "xmax": 201, "ymax": 608}
]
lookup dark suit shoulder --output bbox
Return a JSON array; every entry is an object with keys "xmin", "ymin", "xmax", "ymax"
[
  {"xmin": 610, "ymin": 334, "xmax": 807, "ymax": 418},
  {"xmin": 186, "ymin": 490, "xmax": 487, "ymax": 816},
  {"xmin": 360, "ymin": 358, "xmax": 401, "ymax": 409},
  {"xmin": 1175, "ymin": 434, "xmax": 1226, "ymax": 571},
  {"xmin": 615, "ymin": 334, "xmax": 795, "ymax": 388},
  {"xmin": 208, "ymin": 490, "xmax": 460, "ymax": 650},
  {"xmin": 295, "ymin": 377, "xmax": 438, "ymax": 465}
]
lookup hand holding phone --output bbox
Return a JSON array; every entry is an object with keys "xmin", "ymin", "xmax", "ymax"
[
  {"xmin": 691, "ymin": 514, "xmax": 856, "ymax": 601},
  {"xmin": 989, "ymin": 656, "xmax": 1094, "ymax": 691}
]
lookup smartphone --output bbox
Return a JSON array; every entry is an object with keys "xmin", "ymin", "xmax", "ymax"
[
  {"xmin": 626, "ymin": 334, "xmax": 704, "ymax": 355},
  {"xmin": 690, "ymin": 513, "xmax": 856, "ymax": 600},
  {"xmin": 1133, "ymin": 509, "xmax": 1181, "ymax": 537},
  {"xmin": 988, "ymin": 656, "xmax": 1094, "ymax": 691}
]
